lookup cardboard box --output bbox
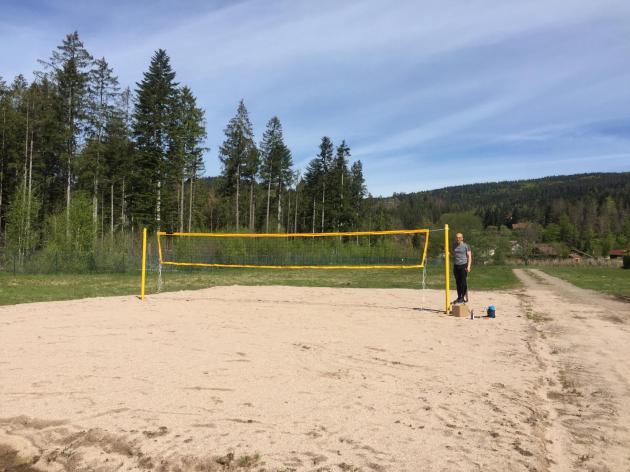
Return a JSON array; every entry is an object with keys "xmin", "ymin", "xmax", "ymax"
[{"xmin": 451, "ymin": 304, "xmax": 469, "ymax": 317}]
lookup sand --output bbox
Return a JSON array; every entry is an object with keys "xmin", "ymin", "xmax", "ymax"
[{"xmin": 1, "ymin": 270, "xmax": 629, "ymax": 471}]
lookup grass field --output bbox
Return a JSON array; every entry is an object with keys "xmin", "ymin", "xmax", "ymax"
[
  {"xmin": 538, "ymin": 265, "xmax": 630, "ymax": 300},
  {"xmin": 0, "ymin": 264, "xmax": 519, "ymax": 306}
]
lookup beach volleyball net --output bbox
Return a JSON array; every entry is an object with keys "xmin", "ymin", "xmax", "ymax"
[{"xmin": 140, "ymin": 226, "xmax": 452, "ymax": 312}]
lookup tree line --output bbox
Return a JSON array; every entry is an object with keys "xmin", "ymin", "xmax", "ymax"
[
  {"xmin": 213, "ymin": 106, "xmax": 366, "ymax": 235},
  {"xmin": 0, "ymin": 32, "xmax": 370, "ymax": 270},
  {"xmin": 382, "ymin": 173, "xmax": 630, "ymax": 257}
]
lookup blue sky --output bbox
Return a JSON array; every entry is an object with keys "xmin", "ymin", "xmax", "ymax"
[{"xmin": 2, "ymin": 0, "xmax": 630, "ymax": 196}]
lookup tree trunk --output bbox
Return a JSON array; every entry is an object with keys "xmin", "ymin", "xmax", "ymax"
[
  {"xmin": 120, "ymin": 178, "xmax": 125, "ymax": 235},
  {"xmin": 277, "ymin": 182, "xmax": 282, "ymax": 232},
  {"xmin": 321, "ymin": 183, "xmax": 325, "ymax": 232},
  {"xmin": 286, "ymin": 192, "xmax": 291, "ymax": 233},
  {"xmin": 249, "ymin": 182, "xmax": 255, "ymax": 231},
  {"xmin": 93, "ymin": 175, "xmax": 98, "ymax": 242},
  {"xmin": 294, "ymin": 188, "xmax": 298, "ymax": 233},
  {"xmin": 340, "ymin": 171, "xmax": 344, "ymax": 231},
  {"xmin": 235, "ymin": 168, "xmax": 240, "ymax": 230},
  {"xmin": 156, "ymin": 180, "xmax": 161, "ymax": 227},
  {"xmin": 101, "ymin": 189, "xmax": 104, "ymax": 244},
  {"xmin": 23, "ymin": 103, "xmax": 29, "ymax": 201},
  {"xmin": 110, "ymin": 182, "xmax": 114, "ymax": 242},
  {"xmin": 93, "ymin": 132, "xmax": 101, "ymax": 241},
  {"xmin": 26, "ymin": 134, "xmax": 33, "ymax": 235},
  {"xmin": 66, "ymin": 161, "xmax": 71, "ymax": 238},
  {"xmin": 66, "ymin": 94, "xmax": 72, "ymax": 239},
  {"xmin": 179, "ymin": 176, "xmax": 185, "ymax": 232},
  {"xmin": 265, "ymin": 178, "xmax": 271, "ymax": 233},
  {"xmin": 188, "ymin": 176, "xmax": 194, "ymax": 232},
  {"xmin": 0, "ymin": 108, "xmax": 5, "ymax": 231},
  {"xmin": 312, "ymin": 197, "xmax": 316, "ymax": 234}
]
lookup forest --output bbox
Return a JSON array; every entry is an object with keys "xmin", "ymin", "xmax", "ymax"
[
  {"xmin": 384, "ymin": 173, "xmax": 630, "ymax": 259},
  {"xmin": 1, "ymin": 32, "xmax": 628, "ymax": 272}
]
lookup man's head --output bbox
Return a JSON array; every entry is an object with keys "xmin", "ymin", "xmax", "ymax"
[{"xmin": 456, "ymin": 233, "xmax": 464, "ymax": 244}]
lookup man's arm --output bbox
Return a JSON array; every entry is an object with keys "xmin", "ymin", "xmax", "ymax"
[{"xmin": 467, "ymin": 247, "xmax": 472, "ymax": 272}]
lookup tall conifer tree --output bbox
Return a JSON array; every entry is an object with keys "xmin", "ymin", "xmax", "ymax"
[
  {"xmin": 131, "ymin": 49, "xmax": 178, "ymax": 229},
  {"xmin": 85, "ymin": 57, "xmax": 119, "ymax": 236},
  {"xmin": 218, "ymin": 100, "xmax": 257, "ymax": 230},
  {"xmin": 331, "ymin": 140, "xmax": 351, "ymax": 230},
  {"xmin": 39, "ymin": 31, "xmax": 93, "ymax": 235},
  {"xmin": 172, "ymin": 86, "xmax": 206, "ymax": 231},
  {"xmin": 260, "ymin": 117, "xmax": 292, "ymax": 232},
  {"xmin": 317, "ymin": 136, "xmax": 334, "ymax": 231}
]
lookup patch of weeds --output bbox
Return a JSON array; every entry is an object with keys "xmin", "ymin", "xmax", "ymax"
[
  {"xmin": 214, "ymin": 452, "xmax": 235, "ymax": 467},
  {"xmin": 237, "ymin": 453, "xmax": 261, "ymax": 468}
]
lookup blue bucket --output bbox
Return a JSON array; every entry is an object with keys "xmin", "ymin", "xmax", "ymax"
[{"xmin": 487, "ymin": 305, "xmax": 496, "ymax": 318}]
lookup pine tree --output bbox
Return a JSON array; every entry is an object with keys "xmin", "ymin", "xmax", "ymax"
[
  {"xmin": 117, "ymin": 87, "xmax": 133, "ymax": 231},
  {"xmin": 131, "ymin": 49, "xmax": 178, "ymax": 229},
  {"xmin": 259, "ymin": 117, "xmax": 292, "ymax": 232},
  {"xmin": 30, "ymin": 76, "xmax": 65, "ymax": 220},
  {"xmin": 317, "ymin": 137, "xmax": 334, "ymax": 231},
  {"xmin": 173, "ymin": 86, "xmax": 206, "ymax": 231},
  {"xmin": 218, "ymin": 100, "xmax": 257, "ymax": 231},
  {"xmin": 331, "ymin": 140, "xmax": 351, "ymax": 230},
  {"xmin": 85, "ymin": 57, "xmax": 119, "ymax": 238},
  {"xmin": 38, "ymin": 31, "xmax": 93, "ymax": 236},
  {"xmin": 348, "ymin": 160, "xmax": 366, "ymax": 229},
  {"xmin": 102, "ymin": 109, "xmax": 132, "ymax": 237},
  {"xmin": 301, "ymin": 137, "xmax": 335, "ymax": 233}
]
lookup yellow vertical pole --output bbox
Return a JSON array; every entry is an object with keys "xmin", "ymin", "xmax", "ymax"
[
  {"xmin": 444, "ymin": 224, "xmax": 450, "ymax": 314},
  {"xmin": 141, "ymin": 227, "xmax": 147, "ymax": 301}
]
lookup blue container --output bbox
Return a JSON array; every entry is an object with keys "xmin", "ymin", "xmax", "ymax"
[{"xmin": 487, "ymin": 305, "xmax": 496, "ymax": 318}]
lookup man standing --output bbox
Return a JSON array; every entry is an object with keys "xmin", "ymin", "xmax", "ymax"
[{"xmin": 453, "ymin": 232, "xmax": 472, "ymax": 304}]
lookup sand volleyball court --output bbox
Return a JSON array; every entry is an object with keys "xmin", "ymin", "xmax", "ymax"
[{"xmin": 1, "ymin": 275, "xmax": 630, "ymax": 471}]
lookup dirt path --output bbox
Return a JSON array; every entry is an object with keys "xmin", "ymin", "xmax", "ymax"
[{"xmin": 513, "ymin": 268, "xmax": 630, "ymax": 472}]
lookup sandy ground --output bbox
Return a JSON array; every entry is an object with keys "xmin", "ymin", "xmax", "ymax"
[{"xmin": 1, "ymin": 271, "xmax": 629, "ymax": 471}]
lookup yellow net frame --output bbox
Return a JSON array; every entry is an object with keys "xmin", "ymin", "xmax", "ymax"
[
  {"xmin": 141, "ymin": 226, "xmax": 452, "ymax": 313},
  {"xmin": 156, "ymin": 228, "xmax": 430, "ymax": 270}
]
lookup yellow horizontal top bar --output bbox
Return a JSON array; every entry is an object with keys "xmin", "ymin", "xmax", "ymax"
[
  {"xmin": 157, "ymin": 229, "xmax": 429, "ymax": 238},
  {"xmin": 161, "ymin": 261, "xmax": 424, "ymax": 270}
]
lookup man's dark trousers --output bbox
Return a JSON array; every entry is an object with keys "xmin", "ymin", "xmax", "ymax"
[{"xmin": 454, "ymin": 264, "xmax": 468, "ymax": 301}]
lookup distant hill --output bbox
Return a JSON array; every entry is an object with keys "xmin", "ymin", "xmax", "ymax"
[
  {"xmin": 399, "ymin": 172, "xmax": 630, "ymax": 208},
  {"xmin": 384, "ymin": 172, "xmax": 630, "ymax": 229}
]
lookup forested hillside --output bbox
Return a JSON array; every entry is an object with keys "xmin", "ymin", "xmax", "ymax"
[{"xmin": 383, "ymin": 173, "xmax": 630, "ymax": 257}]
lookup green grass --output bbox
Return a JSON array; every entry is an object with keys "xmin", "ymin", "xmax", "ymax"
[
  {"xmin": 538, "ymin": 266, "xmax": 630, "ymax": 300},
  {"xmin": 0, "ymin": 265, "xmax": 519, "ymax": 306}
]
